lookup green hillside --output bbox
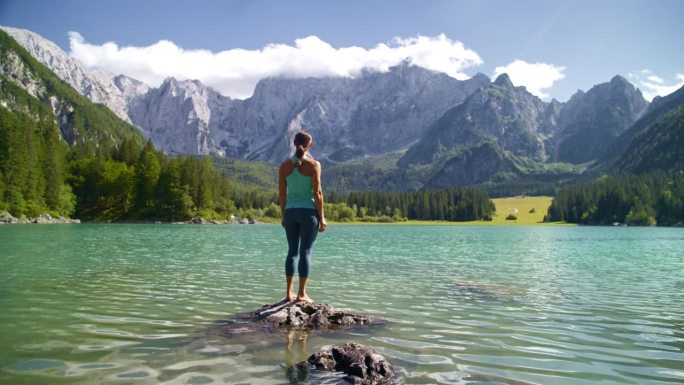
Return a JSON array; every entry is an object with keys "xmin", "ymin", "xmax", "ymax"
[
  {"xmin": 546, "ymin": 86, "xmax": 684, "ymax": 227},
  {"xmin": 0, "ymin": 30, "xmax": 275, "ymax": 221},
  {"xmin": 612, "ymin": 105, "xmax": 684, "ymax": 174},
  {"xmin": 0, "ymin": 30, "xmax": 143, "ymax": 147}
]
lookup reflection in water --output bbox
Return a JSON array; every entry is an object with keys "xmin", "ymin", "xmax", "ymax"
[{"xmin": 284, "ymin": 330, "xmax": 310, "ymax": 384}]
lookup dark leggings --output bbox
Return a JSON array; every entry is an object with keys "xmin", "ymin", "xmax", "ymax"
[{"xmin": 284, "ymin": 208, "xmax": 319, "ymax": 277}]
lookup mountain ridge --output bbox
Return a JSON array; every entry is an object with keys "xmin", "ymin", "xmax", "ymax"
[
  {"xmin": 0, "ymin": 29, "xmax": 143, "ymax": 147},
  {"xmin": 0, "ymin": 25, "xmax": 132, "ymax": 123},
  {"xmin": 5, "ymin": 25, "xmax": 683, "ymax": 194}
]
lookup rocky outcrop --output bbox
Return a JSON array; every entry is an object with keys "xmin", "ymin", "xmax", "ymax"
[
  {"xmin": 186, "ymin": 216, "xmax": 254, "ymax": 224},
  {"xmin": 0, "ymin": 211, "xmax": 16, "ymax": 224},
  {"xmin": 213, "ymin": 301, "xmax": 377, "ymax": 340},
  {"xmin": 202, "ymin": 301, "xmax": 394, "ymax": 382},
  {"xmin": 0, "ymin": 211, "xmax": 80, "ymax": 224},
  {"xmin": 128, "ymin": 77, "xmax": 226, "ymax": 156},
  {"xmin": 251, "ymin": 301, "xmax": 373, "ymax": 330},
  {"xmin": 296, "ymin": 342, "xmax": 399, "ymax": 385}
]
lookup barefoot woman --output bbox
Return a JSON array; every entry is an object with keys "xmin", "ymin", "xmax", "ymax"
[{"xmin": 279, "ymin": 131, "xmax": 327, "ymax": 302}]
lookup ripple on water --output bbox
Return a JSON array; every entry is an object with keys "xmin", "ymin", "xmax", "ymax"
[
  {"xmin": 161, "ymin": 372, "xmax": 219, "ymax": 385},
  {"xmin": 380, "ymin": 346, "xmax": 454, "ymax": 365},
  {"xmin": 75, "ymin": 339, "xmax": 139, "ymax": 352},
  {"xmin": 2, "ymin": 224, "xmax": 683, "ymax": 385},
  {"xmin": 4, "ymin": 359, "xmax": 66, "ymax": 373},
  {"xmin": 110, "ymin": 368, "xmax": 158, "ymax": 380}
]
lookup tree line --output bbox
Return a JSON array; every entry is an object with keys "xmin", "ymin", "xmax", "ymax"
[
  {"xmin": 326, "ymin": 188, "xmax": 495, "ymax": 222},
  {"xmin": 0, "ymin": 105, "xmax": 277, "ymax": 221},
  {"xmin": 546, "ymin": 171, "xmax": 684, "ymax": 226}
]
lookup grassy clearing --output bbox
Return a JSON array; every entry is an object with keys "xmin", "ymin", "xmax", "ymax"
[
  {"xmin": 489, "ymin": 196, "xmax": 554, "ymax": 225},
  {"xmin": 329, "ymin": 196, "xmax": 571, "ymax": 226}
]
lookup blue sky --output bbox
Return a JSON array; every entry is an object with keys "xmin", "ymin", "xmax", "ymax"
[{"xmin": 1, "ymin": 0, "xmax": 683, "ymax": 101}]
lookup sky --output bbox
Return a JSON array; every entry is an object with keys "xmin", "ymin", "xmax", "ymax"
[{"xmin": 1, "ymin": 0, "xmax": 683, "ymax": 101}]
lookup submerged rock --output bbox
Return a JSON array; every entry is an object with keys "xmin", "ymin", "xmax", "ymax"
[{"xmin": 296, "ymin": 342, "xmax": 399, "ymax": 385}]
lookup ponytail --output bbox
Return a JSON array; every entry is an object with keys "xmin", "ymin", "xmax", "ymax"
[
  {"xmin": 295, "ymin": 144, "xmax": 305, "ymax": 167},
  {"xmin": 292, "ymin": 131, "xmax": 313, "ymax": 168}
]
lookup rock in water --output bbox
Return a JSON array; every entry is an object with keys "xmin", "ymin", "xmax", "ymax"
[
  {"xmin": 297, "ymin": 342, "xmax": 399, "ymax": 385},
  {"xmin": 211, "ymin": 301, "xmax": 378, "ymax": 340},
  {"xmin": 251, "ymin": 301, "xmax": 373, "ymax": 329}
]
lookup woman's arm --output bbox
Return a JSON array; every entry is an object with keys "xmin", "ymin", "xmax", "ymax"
[
  {"xmin": 312, "ymin": 161, "xmax": 327, "ymax": 232},
  {"xmin": 278, "ymin": 163, "xmax": 287, "ymax": 225}
]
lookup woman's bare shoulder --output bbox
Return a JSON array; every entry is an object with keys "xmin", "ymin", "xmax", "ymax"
[
  {"xmin": 302, "ymin": 157, "xmax": 320, "ymax": 168},
  {"xmin": 279, "ymin": 159, "xmax": 294, "ymax": 173},
  {"xmin": 300, "ymin": 155, "xmax": 317, "ymax": 164}
]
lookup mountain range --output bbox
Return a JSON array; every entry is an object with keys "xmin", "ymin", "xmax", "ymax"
[{"xmin": 1, "ymin": 26, "xmax": 682, "ymax": 193}]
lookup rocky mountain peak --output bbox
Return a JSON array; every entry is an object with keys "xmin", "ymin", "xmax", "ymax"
[
  {"xmin": 567, "ymin": 89, "xmax": 586, "ymax": 102},
  {"xmin": 471, "ymin": 72, "xmax": 491, "ymax": 83},
  {"xmin": 493, "ymin": 73, "xmax": 514, "ymax": 88},
  {"xmin": 0, "ymin": 25, "xmax": 131, "ymax": 123},
  {"xmin": 113, "ymin": 74, "xmax": 150, "ymax": 104},
  {"xmin": 400, "ymin": 72, "xmax": 551, "ymax": 167},
  {"xmin": 609, "ymin": 74, "xmax": 629, "ymax": 86},
  {"xmin": 552, "ymin": 75, "xmax": 649, "ymax": 163},
  {"xmin": 211, "ymin": 63, "xmax": 494, "ymax": 162}
]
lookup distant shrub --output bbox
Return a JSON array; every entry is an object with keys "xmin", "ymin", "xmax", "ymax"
[
  {"xmin": 506, "ymin": 214, "xmax": 518, "ymax": 220},
  {"xmin": 529, "ymin": 208, "xmax": 536, "ymax": 213},
  {"xmin": 375, "ymin": 216, "xmax": 396, "ymax": 223},
  {"xmin": 263, "ymin": 203, "xmax": 280, "ymax": 218}
]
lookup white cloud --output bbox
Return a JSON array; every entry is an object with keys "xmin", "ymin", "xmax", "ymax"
[
  {"xmin": 68, "ymin": 32, "xmax": 483, "ymax": 99},
  {"xmin": 647, "ymin": 75, "xmax": 664, "ymax": 84},
  {"xmin": 629, "ymin": 70, "xmax": 684, "ymax": 100},
  {"xmin": 491, "ymin": 59, "xmax": 565, "ymax": 99}
]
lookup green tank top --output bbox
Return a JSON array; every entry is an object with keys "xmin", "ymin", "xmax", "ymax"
[{"xmin": 286, "ymin": 156, "xmax": 316, "ymax": 209}]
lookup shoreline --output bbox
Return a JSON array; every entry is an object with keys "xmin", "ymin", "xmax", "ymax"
[
  {"xmin": 327, "ymin": 220, "xmax": 575, "ymax": 226},
  {"xmin": 0, "ymin": 218, "xmax": 578, "ymax": 226}
]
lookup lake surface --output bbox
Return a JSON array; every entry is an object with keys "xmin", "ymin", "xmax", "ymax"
[{"xmin": 1, "ymin": 224, "xmax": 683, "ymax": 385}]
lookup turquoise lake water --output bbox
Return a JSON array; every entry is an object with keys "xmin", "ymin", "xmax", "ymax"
[{"xmin": 0, "ymin": 224, "xmax": 683, "ymax": 385}]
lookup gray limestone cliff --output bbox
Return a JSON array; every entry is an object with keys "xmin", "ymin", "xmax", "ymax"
[
  {"xmin": 1, "ymin": 26, "xmax": 131, "ymax": 123},
  {"xmin": 552, "ymin": 75, "xmax": 648, "ymax": 163}
]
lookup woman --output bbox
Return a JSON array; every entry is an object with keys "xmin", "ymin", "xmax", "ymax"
[{"xmin": 278, "ymin": 131, "xmax": 327, "ymax": 303}]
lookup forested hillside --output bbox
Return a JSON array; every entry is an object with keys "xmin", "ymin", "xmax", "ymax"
[
  {"xmin": 611, "ymin": 107, "xmax": 684, "ymax": 174},
  {"xmin": 547, "ymin": 171, "xmax": 684, "ymax": 226},
  {"xmin": 547, "ymin": 84, "xmax": 684, "ymax": 226},
  {"xmin": 0, "ymin": 29, "xmax": 276, "ymax": 221}
]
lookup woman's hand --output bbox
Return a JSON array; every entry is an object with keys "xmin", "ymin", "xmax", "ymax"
[{"xmin": 319, "ymin": 218, "xmax": 327, "ymax": 233}]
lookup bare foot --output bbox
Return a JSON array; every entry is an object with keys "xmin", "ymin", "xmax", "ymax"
[
  {"xmin": 286, "ymin": 291, "xmax": 296, "ymax": 302},
  {"xmin": 295, "ymin": 294, "xmax": 314, "ymax": 303}
]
